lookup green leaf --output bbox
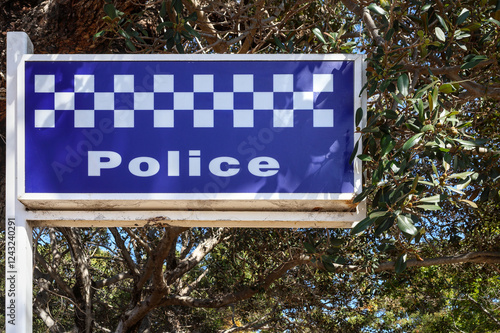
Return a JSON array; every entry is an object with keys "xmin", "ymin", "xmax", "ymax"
[
  {"xmin": 430, "ymin": 86, "xmax": 438, "ymax": 111},
  {"xmin": 459, "ymin": 199, "xmax": 478, "ymax": 208},
  {"xmin": 157, "ymin": 21, "xmax": 174, "ymax": 33},
  {"xmin": 395, "ymin": 253, "xmax": 407, "ymax": 274},
  {"xmin": 418, "ymin": 194, "xmax": 441, "ymax": 203},
  {"xmin": 416, "ymin": 204, "xmax": 442, "ymax": 211},
  {"xmin": 457, "ymin": 8, "xmax": 470, "ymax": 25},
  {"xmin": 356, "ymin": 107, "xmax": 363, "ymax": 126},
  {"xmin": 184, "ymin": 23, "xmax": 200, "ymax": 39},
  {"xmin": 406, "ymin": 122, "xmax": 421, "ymax": 133},
  {"xmin": 380, "ymin": 135, "xmax": 396, "ymax": 157},
  {"xmin": 403, "ymin": 133, "xmax": 424, "ymax": 151},
  {"xmin": 357, "ymin": 154, "xmax": 373, "ymax": 162},
  {"xmin": 414, "ymin": 99, "xmax": 424, "ymax": 121},
  {"xmin": 488, "ymin": 17, "xmax": 500, "ymax": 27},
  {"xmin": 175, "ymin": 42, "xmax": 184, "ymax": 54},
  {"xmin": 304, "ymin": 242, "xmax": 316, "ymax": 254},
  {"xmin": 367, "ymin": 3, "xmax": 387, "ymax": 15},
  {"xmin": 449, "ymin": 171, "xmax": 474, "ymax": 179},
  {"xmin": 160, "ymin": 0, "xmax": 167, "ymax": 18},
  {"xmin": 330, "ymin": 239, "xmax": 345, "ymax": 247},
  {"xmin": 349, "ymin": 141, "xmax": 360, "ymax": 165},
  {"xmin": 370, "ymin": 210, "xmax": 389, "ymax": 218},
  {"xmin": 421, "ymin": 124, "xmax": 434, "ymax": 132},
  {"xmin": 461, "ymin": 55, "xmax": 488, "ymax": 70},
  {"xmin": 93, "ymin": 30, "xmax": 105, "ymax": 40},
  {"xmin": 312, "ymin": 28, "xmax": 327, "ymax": 44},
  {"xmin": 185, "ymin": 11, "xmax": 198, "ymax": 21},
  {"xmin": 384, "ymin": 28, "xmax": 395, "ymax": 41},
  {"xmin": 382, "ymin": 109, "xmax": 398, "ymax": 119},
  {"xmin": 374, "ymin": 217, "xmax": 394, "ymax": 236},
  {"xmin": 456, "ymin": 177, "xmax": 472, "ymax": 190},
  {"xmin": 397, "ymin": 215, "xmax": 418, "ymax": 236},
  {"xmin": 104, "ymin": 3, "xmax": 117, "ymax": 19},
  {"xmin": 446, "ymin": 186, "xmax": 465, "ymax": 195},
  {"xmin": 436, "ymin": 14, "xmax": 449, "ymax": 32},
  {"xmin": 353, "ymin": 185, "xmax": 374, "ymax": 204},
  {"xmin": 125, "ymin": 39, "xmax": 136, "ymax": 52},
  {"xmin": 172, "ymin": 0, "xmax": 183, "ymax": 13},
  {"xmin": 351, "ymin": 216, "xmax": 375, "ymax": 235},
  {"xmin": 273, "ymin": 35, "xmax": 286, "ymax": 51},
  {"xmin": 397, "ymin": 73, "xmax": 409, "ymax": 96},
  {"xmin": 435, "ymin": 27, "xmax": 446, "ymax": 42},
  {"xmin": 439, "ymin": 83, "xmax": 456, "ymax": 93}
]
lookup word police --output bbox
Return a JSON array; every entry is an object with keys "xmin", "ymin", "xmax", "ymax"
[{"xmin": 88, "ymin": 150, "xmax": 280, "ymax": 178}]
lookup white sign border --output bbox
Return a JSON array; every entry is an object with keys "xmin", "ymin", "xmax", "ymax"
[{"xmin": 17, "ymin": 53, "xmax": 366, "ymax": 212}]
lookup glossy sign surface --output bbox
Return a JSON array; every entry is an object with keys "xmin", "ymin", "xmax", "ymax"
[{"xmin": 22, "ymin": 57, "xmax": 355, "ymax": 197}]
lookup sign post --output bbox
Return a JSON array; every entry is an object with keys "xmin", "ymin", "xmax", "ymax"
[{"xmin": 6, "ymin": 31, "xmax": 33, "ymax": 333}]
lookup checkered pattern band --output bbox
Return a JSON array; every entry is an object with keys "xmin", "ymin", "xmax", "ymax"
[{"xmin": 33, "ymin": 73, "xmax": 335, "ymax": 128}]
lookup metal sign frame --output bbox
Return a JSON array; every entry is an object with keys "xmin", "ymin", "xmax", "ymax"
[{"xmin": 6, "ymin": 32, "xmax": 366, "ymax": 333}]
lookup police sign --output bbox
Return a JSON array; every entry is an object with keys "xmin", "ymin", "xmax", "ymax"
[{"xmin": 17, "ymin": 54, "xmax": 365, "ymax": 213}]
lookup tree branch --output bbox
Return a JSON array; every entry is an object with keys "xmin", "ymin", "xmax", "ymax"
[
  {"xmin": 167, "ymin": 228, "xmax": 227, "ymax": 284},
  {"xmin": 465, "ymin": 294, "xmax": 500, "ymax": 327},
  {"xmin": 35, "ymin": 250, "xmax": 75, "ymax": 299},
  {"xmin": 163, "ymin": 257, "xmax": 310, "ymax": 308},
  {"xmin": 110, "ymin": 228, "xmax": 141, "ymax": 278},
  {"xmin": 340, "ymin": 0, "xmax": 385, "ymax": 45},
  {"xmin": 375, "ymin": 251, "xmax": 500, "ymax": 272},
  {"xmin": 94, "ymin": 272, "xmax": 133, "ymax": 289}
]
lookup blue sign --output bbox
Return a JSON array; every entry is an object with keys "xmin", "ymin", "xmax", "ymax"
[{"xmin": 21, "ymin": 56, "xmax": 359, "ymax": 199}]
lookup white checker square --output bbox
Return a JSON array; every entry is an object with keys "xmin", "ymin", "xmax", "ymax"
[
  {"xmin": 114, "ymin": 110, "xmax": 134, "ymax": 128},
  {"xmin": 114, "ymin": 75, "xmax": 135, "ymax": 92},
  {"xmin": 293, "ymin": 91, "xmax": 314, "ymax": 109},
  {"xmin": 54, "ymin": 92, "xmax": 75, "ymax": 110},
  {"xmin": 274, "ymin": 109, "xmax": 294, "ymax": 127},
  {"xmin": 74, "ymin": 110, "xmax": 95, "ymax": 128},
  {"xmin": 273, "ymin": 74, "xmax": 294, "ymax": 92},
  {"xmin": 74, "ymin": 75, "xmax": 94, "ymax": 93},
  {"xmin": 154, "ymin": 110, "xmax": 174, "ymax": 127},
  {"xmin": 154, "ymin": 75, "xmax": 174, "ymax": 92},
  {"xmin": 194, "ymin": 75, "xmax": 214, "ymax": 92},
  {"xmin": 313, "ymin": 109, "xmax": 334, "ymax": 127},
  {"xmin": 193, "ymin": 109, "xmax": 214, "ymax": 127},
  {"xmin": 35, "ymin": 110, "xmax": 55, "ymax": 128},
  {"xmin": 313, "ymin": 74, "xmax": 334, "ymax": 92},
  {"xmin": 174, "ymin": 92, "xmax": 194, "ymax": 110},
  {"xmin": 134, "ymin": 92, "xmax": 154, "ymax": 110},
  {"xmin": 214, "ymin": 92, "xmax": 233, "ymax": 109},
  {"xmin": 233, "ymin": 75, "xmax": 254, "ymax": 92},
  {"xmin": 233, "ymin": 110, "xmax": 254, "ymax": 127},
  {"xmin": 35, "ymin": 75, "xmax": 55, "ymax": 93},
  {"xmin": 94, "ymin": 93, "xmax": 115, "ymax": 110},
  {"xmin": 253, "ymin": 92, "xmax": 273, "ymax": 109}
]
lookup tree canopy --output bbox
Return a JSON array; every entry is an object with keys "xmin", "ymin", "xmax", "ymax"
[{"xmin": 1, "ymin": 0, "xmax": 499, "ymax": 332}]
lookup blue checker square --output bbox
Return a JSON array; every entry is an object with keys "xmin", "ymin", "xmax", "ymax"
[
  {"xmin": 154, "ymin": 93, "xmax": 173, "ymax": 110},
  {"xmin": 233, "ymin": 93, "xmax": 253, "ymax": 109},
  {"xmin": 114, "ymin": 93, "xmax": 134, "ymax": 110},
  {"xmin": 75, "ymin": 93, "xmax": 94, "ymax": 110},
  {"xmin": 32, "ymin": 93, "xmax": 54, "ymax": 109},
  {"xmin": 273, "ymin": 92, "xmax": 293, "ymax": 109},
  {"xmin": 194, "ymin": 93, "xmax": 214, "ymax": 109},
  {"xmin": 314, "ymin": 92, "xmax": 335, "ymax": 109}
]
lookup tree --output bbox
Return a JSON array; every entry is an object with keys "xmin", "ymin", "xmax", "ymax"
[{"xmin": 1, "ymin": 0, "xmax": 500, "ymax": 332}]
